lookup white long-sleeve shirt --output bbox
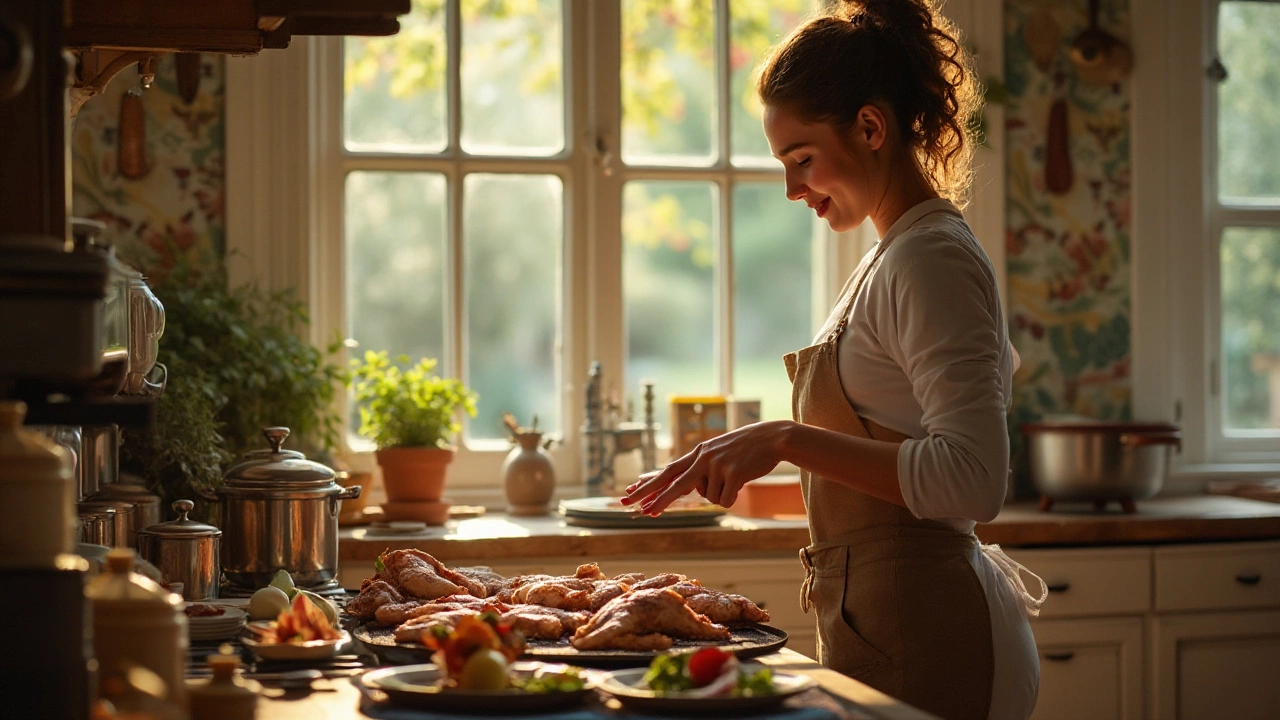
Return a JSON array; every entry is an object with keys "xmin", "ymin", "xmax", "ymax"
[{"xmin": 819, "ymin": 198, "xmax": 1014, "ymax": 529}]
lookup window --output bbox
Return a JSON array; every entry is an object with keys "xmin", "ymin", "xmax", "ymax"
[
  {"xmin": 226, "ymin": 0, "xmax": 1007, "ymax": 497},
  {"xmin": 1131, "ymin": 0, "xmax": 1280, "ymax": 477},
  {"xmin": 337, "ymin": 0, "xmax": 819, "ymax": 488}
]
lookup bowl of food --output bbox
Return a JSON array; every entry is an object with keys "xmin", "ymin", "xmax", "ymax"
[
  {"xmin": 598, "ymin": 646, "xmax": 815, "ymax": 713},
  {"xmin": 240, "ymin": 593, "xmax": 349, "ymax": 661}
]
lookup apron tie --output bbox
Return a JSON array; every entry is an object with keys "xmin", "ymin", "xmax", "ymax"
[
  {"xmin": 799, "ymin": 546, "xmax": 817, "ymax": 614},
  {"xmin": 981, "ymin": 543, "xmax": 1048, "ymax": 618}
]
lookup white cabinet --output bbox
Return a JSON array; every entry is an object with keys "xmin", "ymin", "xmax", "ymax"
[
  {"xmin": 1011, "ymin": 540, "xmax": 1280, "ymax": 720},
  {"xmin": 1029, "ymin": 617, "xmax": 1145, "ymax": 720}
]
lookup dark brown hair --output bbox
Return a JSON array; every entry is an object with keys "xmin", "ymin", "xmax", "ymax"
[{"xmin": 755, "ymin": 0, "xmax": 981, "ymax": 206}]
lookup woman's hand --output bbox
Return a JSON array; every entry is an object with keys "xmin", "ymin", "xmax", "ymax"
[{"xmin": 619, "ymin": 420, "xmax": 792, "ymax": 516}]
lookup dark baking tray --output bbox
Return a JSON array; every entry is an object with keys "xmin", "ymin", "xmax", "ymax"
[{"xmin": 350, "ymin": 621, "xmax": 788, "ymax": 668}]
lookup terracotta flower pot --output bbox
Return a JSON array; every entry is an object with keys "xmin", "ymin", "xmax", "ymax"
[{"xmin": 376, "ymin": 447, "xmax": 454, "ymax": 502}]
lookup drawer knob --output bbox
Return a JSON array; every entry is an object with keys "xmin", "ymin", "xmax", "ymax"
[
  {"xmin": 1046, "ymin": 582, "xmax": 1071, "ymax": 593},
  {"xmin": 1043, "ymin": 651, "xmax": 1075, "ymax": 662},
  {"xmin": 1236, "ymin": 573, "xmax": 1262, "ymax": 586}
]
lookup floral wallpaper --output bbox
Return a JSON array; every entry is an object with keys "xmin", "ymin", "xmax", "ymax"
[
  {"xmin": 71, "ymin": 53, "xmax": 226, "ymax": 275},
  {"xmin": 1004, "ymin": 0, "xmax": 1133, "ymax": 493}
]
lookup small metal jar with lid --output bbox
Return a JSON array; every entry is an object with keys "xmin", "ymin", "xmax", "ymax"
[
  {"xmin": 198, "ymin": 427, "xmax": 360, "ymax": 596},
  {"xmin": 137, "ymin": 499, "xmax": 222, "ymax": 601}
]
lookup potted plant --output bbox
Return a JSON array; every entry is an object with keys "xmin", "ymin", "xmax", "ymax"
[{"xmin": 349, "ymin": 350, "xmax": 478, "ymax": 505}]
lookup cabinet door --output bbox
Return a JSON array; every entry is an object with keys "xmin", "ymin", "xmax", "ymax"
[
  {"xmin": 1030, "ymin": 617, "xmax": 1144, "ymax": 720},
  {"xmin": 1150, "ymin": 610, "xmax": 1280, "ymax": 720}
]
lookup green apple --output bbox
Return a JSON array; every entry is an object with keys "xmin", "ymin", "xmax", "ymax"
[{"xmin": 269, "ymin": 569, "xmax": 297, "ymax": 598}]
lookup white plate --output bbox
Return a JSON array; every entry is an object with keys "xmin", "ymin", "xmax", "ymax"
[
  {"xmin": 597, "ymin": 664, "xmax": 816, "ymax": 713},
  {"xmin": 359, "ymin": 662, "xmax": 594, "ymax": 713},
  {"xmin": 240, "ymin": 621, "xmax": 350, "ymax": 661}
]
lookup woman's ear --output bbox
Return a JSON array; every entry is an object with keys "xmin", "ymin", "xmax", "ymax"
[{"xmin": 853, "ymin": 103, "xmax": 889, "ymax": 151}]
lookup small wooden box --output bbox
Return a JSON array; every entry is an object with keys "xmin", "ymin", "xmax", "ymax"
[{"xmin": 668, "ymin": 396, "xmax": 727, "ymax": 460}]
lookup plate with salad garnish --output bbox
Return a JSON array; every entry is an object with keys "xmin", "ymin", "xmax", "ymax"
[{"xmin": 597, "ymin": 646, "xmax": 816, "ymax": 713}]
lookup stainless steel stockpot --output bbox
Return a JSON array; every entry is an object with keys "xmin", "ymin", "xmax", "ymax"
[
  {"xmin": 1022, "ymin": 419, "xmax": 1182, "ymax": 504},
  {"xmin": 199, "ymin": 427, "xmax": 360, "ymax": 594},
  {"xmin": 136, "ymin": 499, "xmax": 221, "ymax": 601}
]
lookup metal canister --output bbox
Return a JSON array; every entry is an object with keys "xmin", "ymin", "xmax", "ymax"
[
  {"xmin": 136, "ymin": 499, "xmax": 221, "ymax": 601},
  {"xmin": 77, "ymin": 499, "xmax": 132, "ymax": 548},
  {"xmin": 92, "ymin": 477, "xmax": 162, "ymax": 548}
]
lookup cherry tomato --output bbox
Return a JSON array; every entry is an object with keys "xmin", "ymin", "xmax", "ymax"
[{"xmin": 687, "ymin": 647, "xmax": 734, "ymax": 687}]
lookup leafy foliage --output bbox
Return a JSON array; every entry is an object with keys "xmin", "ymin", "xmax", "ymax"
[
  {"xmin": 120, "ymin": 264, "xmax": 347, "ymax": 512},
  {"xmin": 350, "ymin": 350, "xmax": 478, "ymax": 449}
]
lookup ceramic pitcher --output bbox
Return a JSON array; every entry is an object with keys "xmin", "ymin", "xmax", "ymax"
[{"xmin": 502, "ymin": 432, "xmax": 556, "ymax": 516}]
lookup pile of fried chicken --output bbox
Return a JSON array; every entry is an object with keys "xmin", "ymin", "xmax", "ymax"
[{"xmin": 345, "ymin": 549, "xmax": 770, "ymax": 651}]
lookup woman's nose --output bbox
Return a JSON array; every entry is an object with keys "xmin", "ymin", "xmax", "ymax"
[{"xmin": 784, "ymin": 174, "xmax": 805, "ymax": 202}]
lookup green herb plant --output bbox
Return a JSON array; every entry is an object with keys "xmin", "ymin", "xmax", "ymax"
[
  {"xmin": 349, "ymin": 350, "xmax": 478, "ymax": 450},
  {"xmin": 119, "ymin": 262, "xmax": 348, "ymax": 516}
]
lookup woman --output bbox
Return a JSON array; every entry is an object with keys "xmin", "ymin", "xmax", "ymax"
[{"xmin": 620, "ymin": 2, "xmax": 1045, "ymax": 718}]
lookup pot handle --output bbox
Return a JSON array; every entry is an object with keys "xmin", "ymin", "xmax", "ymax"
[
  {"xmin": 331, "ymin": 484, "xmax": 362, "ymax": 517},
  {"xmin": 1120, "ymin": 431, "xmax": 1183, "ymax": 452}
]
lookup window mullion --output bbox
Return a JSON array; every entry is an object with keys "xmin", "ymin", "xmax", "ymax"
[
  {"xmin": 716, "ymin": 0, "xmax": 734, "ymax": 397},
  {"xmin": 447, "ymin": 0, "xmax": 465, "ymax": 393}
]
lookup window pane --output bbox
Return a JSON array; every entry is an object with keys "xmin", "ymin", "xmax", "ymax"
[
  {"xmin": 624, "ymin": 181, "xmax": 718, "ymax": 442},
  {"xmin": 344, "ymin": 1, "xmax": 447, "ymax": 152},
  {"xmin": 1221, "ymin": 226, "xmax": 1280, "ymax": 431},
  {"xmin": 1218, "ymin": 1, "xmax": 1280, "ymax": 202},
  {"xmin": 461, "ymin": 0, "xmax": 564, "ymax": 155},
  {"xmin": 621, "ymin": 0, "xmax": 716, "ymax": 165},
  {"xmin": 464, "ymin": 174, "xmax": 563, "ymax": 440},
  {"xmin": 345, "ymin": 172, "xmax": 449, "ymax": 433},
  {"xmin": 733, "ymin": 182, "xmax": 815, "ymax": 420},
  {"xmin": 730, "ymin": 0, "xmax": 814, "ymax": 164}
]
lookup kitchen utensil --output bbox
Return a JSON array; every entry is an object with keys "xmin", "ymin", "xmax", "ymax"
[
  {"xmin": 118, "ymin": 87, "xmax": 148, "ymax": 179},
  {"xmin": 0, "ymin": 401, "xmax": 76, "ymax": 568},
  {"xmin": 187, "ymin": 645, "xmax": 258, "ymax": 720},
  {"xmin": 1022, "ymin": 419, "xmax": 1181, "ymax": 512},
  {"xmin": 137, "ymin": 499, "xmax": 222, "ymax": 601},
  {"xmin": 558, "ymin": 496, "xmax": 726, "ymax": 529},
  {"xmin": 1069, "ymin": 0, "xmax": 1133, "ymax": 85},
  {"xmin": 199, "ymin": 427, "xmax": 360, "ymax": 595},
  {"xmin": 77, "ymin": 497, "xmax": 134, "ymax": 548},
  {"xmin": 120, "ymin": 264, "xmax": 166, "ymax": 396},
  {"xmin": 1045, "ymin": 96, "xmax": 1073, "ymax": 195}
]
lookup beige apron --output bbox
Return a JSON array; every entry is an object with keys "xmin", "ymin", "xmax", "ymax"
[{"xmin": 784, "ymin": 238, "xmax": 995, "ymax": 720}]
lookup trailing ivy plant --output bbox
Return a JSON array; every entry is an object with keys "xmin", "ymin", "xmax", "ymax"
[
  {"xmin": 120, "ymin": 262, "xmax": 347, "ymax": 516},
  {"xmin": 349, "ymin": 350, "xmax": 478, "ymax": 450}
]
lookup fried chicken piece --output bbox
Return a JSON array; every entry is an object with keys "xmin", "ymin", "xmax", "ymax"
[
  {"xmin": 612, "ymin": 572, "xmax": 647, "ymax": 585},
  {"xmin": 402, "ymin": 549, "xmax": 488, "ymax": 598},
  {"xmin": 500, "ymin": 577, "xmax": 596, "ymax": 605},
  {"xmin": 499, "ymin": 605, "xmax": 591, "ymax": 640},
  {"xmin": 630, "ymin": 573, "xmax": 687, "ymax": 591},
  {"xmin": 668, "ymin": 582, "xmax": 771, "ymax": 624},
  {"xmin": 393, "ymin": 607, "xmax": 489, "ymax": 644},
  {"xmin": 375, "ymin": 594, "xmax": 507, "ymax": 627},
  {"xmin": 453, "ymin": 566, "xmax": 508, "ymax": 597},
  {"xmin": 346, "ymin": 579, "xmax": 406, "ymax": 620},
  {"xmin": 571, "ymin": 587, "xmax": 730, "ymax": 651},
  {"xmin": 574, "ymin": 563, "xmax": 607, "ymax": 581},
  {"xmin": 586, "ymin": 579, "xmax": 632, "ymax": 611}
]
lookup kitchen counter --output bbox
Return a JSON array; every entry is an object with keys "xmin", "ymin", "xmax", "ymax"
[
  {"xmin": 253, "ymin": 648, "xmax": 937, "ymax": 720},
  {"xmin": 339, "ymin": 494, "xmax": 1280, "ymax": 563}
]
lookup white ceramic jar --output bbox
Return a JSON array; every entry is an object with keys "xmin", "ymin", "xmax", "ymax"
[
  {"xmin": 0, "ymin": 401, "xmax": 75, "ymax": 568},
  {"xmin": 88, "ymin": 548, "xmax": 189, "ymax": 707}
]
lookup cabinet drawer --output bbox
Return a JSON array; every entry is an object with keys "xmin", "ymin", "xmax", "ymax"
[
  {"xmin": 1005, "ymin": 547, "xmax": 1151, "ymax": 618},
  {"xmin": 1029, "ymin": 617, "xmax": 1144, "ymax": 720},
  {"xmin": 1154, "ymin": 541, "xmax": 1280, "ymax": 612}
]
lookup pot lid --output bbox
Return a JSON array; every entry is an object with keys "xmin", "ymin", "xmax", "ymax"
[
  {"xmin": 223, "ymin": 426, "xmax": 336, "ymax": 487},
  {"xmin": 138, "ymin": 500, "xmax": 221, "ymax": 538}
]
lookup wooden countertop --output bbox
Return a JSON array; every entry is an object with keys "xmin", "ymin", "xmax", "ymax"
[
  {"xmin": 340, "ymin": 494, "xmax": 1280, "ymax": 562},
  {"xmin": 252, "ymin": 648, "xmax": 937, "ymax": 720}
]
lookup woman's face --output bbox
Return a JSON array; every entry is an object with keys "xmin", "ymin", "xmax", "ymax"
[{"xmin": 763, "ymin": 105, "xmax": 874, "ymax": 233}]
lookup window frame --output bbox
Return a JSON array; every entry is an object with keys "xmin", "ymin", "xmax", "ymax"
[
  {"xmin": 224, "ymin": 0, "xmax": 1007, "ymax": 505},
  {"xmin": 1130, "ymin": 0, "xmax": 1280, "ymax": 487}
]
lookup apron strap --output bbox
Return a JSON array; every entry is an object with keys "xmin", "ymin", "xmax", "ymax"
[{"xmin": 981, "ymin": 543, "xmax": 1049, "ymax": 618}]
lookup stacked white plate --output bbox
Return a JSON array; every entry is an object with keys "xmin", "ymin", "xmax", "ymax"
[{"xmin": 185, "ymin": 603, "xmax": 247, "ymax": 642}]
